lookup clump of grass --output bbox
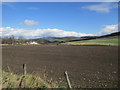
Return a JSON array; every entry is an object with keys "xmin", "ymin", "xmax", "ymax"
[{"xmin": 2, "ymin": 71, "xmax": 58, "ymax": 88}]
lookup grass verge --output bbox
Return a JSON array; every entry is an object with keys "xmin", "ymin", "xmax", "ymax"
[{"xmin": 2, "ymin": 71, "xmax": 58, "ymax": 88}]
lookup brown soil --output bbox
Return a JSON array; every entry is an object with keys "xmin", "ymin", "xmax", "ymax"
[{"xmin": 2, "ymin": 45, "xmax": 118, "ymax": 88}]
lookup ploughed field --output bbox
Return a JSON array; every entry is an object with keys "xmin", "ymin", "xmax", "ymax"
[{"xmin": 2, "ymin": 45, "xmax": 118, "ymax": 88}]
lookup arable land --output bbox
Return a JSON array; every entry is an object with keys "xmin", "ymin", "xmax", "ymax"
[{"xmin": 2, "ymin": 45, "xmax": 118, "ymax": 88}]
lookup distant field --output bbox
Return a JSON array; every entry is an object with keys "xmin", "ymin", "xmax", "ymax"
[{"xmin": 63, "ymin": 36, "xmax": 119, "ymax": 46}]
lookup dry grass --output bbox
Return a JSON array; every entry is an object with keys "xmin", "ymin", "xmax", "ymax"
[{"xmin": 2, "ymin": 71, "xmax": 58, "ymax": 88}]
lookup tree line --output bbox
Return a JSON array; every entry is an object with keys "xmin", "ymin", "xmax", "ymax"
[
  {"xmin": 1, "ymin": 35, "xmax": 26, "ymax": 44},
  {"xmin": 0, "ymin": 35, "xmax": 52, "ymax": 44}
]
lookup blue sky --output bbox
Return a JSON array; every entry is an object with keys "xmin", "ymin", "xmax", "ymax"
[{"xmin": 1, "ymin": 2, "xmax": 118, "ymax": 38}]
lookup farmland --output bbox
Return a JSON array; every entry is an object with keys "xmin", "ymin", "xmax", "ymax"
[
  {"xmin": 2, "ymin": 45, "xmax": 118, "ymax": 88},
  {"xmin": 63, "ymin": 36, "xmax": 119, "ymax": 46}
]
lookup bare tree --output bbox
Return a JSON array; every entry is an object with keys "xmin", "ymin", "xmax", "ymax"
[
  {"xmin": 2, "ymin": 35, "xmax": 16, "ymax": 44},
  {"xmin": 2, "ymin": 36, "xmax": 9, "ymax": 44},
  {"xmin": 9, "ymin": 35, "xmax": 15, "ymax": 44},
  {"xmin": 18, "ymin": 36, "xmax": 26, "ymax": 44}
]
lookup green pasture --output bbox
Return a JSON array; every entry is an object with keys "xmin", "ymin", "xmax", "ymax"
[{"xmin": 63, "ymin": 36, "xmax": 119, "ymax": 46}]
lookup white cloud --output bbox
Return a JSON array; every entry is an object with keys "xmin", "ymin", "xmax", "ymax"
[
  {"xmin": 99, "ymin": 24, "xmax": 118, "ymax": 35},
  {"xmin": 23, "ymin": 20, "xmax": 39, "ymax": 26},
  {"xmin": 0, "ymin": 24, "xmax": 118, "ymax": 38},
  {"xmin": 27, "ymin": 7, "xmax": 39, "ymax": 10},
  {"xmin": 82, "ymin": 3, "xmax": 117, "ymax": 13},
  {"xmin": 2, "ymin": 2, "xmax": 15, "ymax": 8},
  {"xmin": 0, "ymin": 27, "xmax": 94, "ymax": 37}
]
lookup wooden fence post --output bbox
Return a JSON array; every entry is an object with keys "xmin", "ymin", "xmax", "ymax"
[
  {"xmin": 7, "ymin": 64, "xmax": 12, "ymax": 75},
  {"xmin": 19, "ymin": 64, "xmax": 27, "ymax": 88},
  {"xmin": 23, "ymin": 64, "xmax": 26, "ymax": 76},
  {"xmin": 64, "ymin": 71, "xmax": 72, "ymax": 88}
]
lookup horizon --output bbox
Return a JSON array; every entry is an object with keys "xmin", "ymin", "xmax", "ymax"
[
  {"xmin": 1, "ymin": 31, "xmax": 119, "ymax": 39},
  {"xmin": 1, "ymin": 2, "xmax": 118, "ymax": 39}
]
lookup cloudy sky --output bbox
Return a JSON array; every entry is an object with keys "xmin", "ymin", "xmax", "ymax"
[{"xmin": 1, "ymin": 2, "xmax": 118, "ymax": 38}]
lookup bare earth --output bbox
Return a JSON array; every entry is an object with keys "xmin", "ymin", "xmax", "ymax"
[{"xmin": 2, "ymin": 45, "xmax": 118, "ymax": 88}]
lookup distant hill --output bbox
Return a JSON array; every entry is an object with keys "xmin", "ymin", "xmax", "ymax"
[
  {"xmin": 25, "ymin": 31, "xmax": 119, "ymax": 45},
  {"xmin": 63, "ymin": 32, "xmax": 119, "ymax": 46},
  {"xmin": 26, "ymin": 38, "xmax": 50, "ymax": 44},
  {"xmin": 66, "ymin": 31, "xmax": 120, "ymax": 42},
  {"xmin": 100, "ymin": 31, "xmax": 120, "ymax": 37}
]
